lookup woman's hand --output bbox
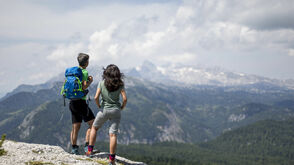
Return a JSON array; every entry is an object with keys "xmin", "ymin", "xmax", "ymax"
[
  {"xmin": 95, "ymin": 87, "xmax": 101, "ymax": 109},
  {"xmin": 120, "ymin": 89, "xmax": 127, "ymax": 110}
]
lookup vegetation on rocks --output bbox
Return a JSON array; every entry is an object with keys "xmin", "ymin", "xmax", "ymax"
[{"xmin": 0, "ymin": 134, "xmax": 7, "ymax": 156}]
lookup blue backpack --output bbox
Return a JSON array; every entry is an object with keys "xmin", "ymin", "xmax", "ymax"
[{"xmin": 60, "ymin": 67, "xmax": 88, "ymax": 101}]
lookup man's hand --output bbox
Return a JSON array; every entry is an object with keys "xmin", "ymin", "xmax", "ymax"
[
  {"xmin": 82, "ymin": 76, "xmax": 93, "ymax": 90},
  {"xmin": 88, "ymin": 76, "xmax": 93, "ymax": 83}
]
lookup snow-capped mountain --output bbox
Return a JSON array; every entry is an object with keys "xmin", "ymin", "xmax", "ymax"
[
  {"xmin": 3, "ymin": 61, "xmax": 293, "ymax": 101},
  {"xmin": 125, "ymin": 61, "xmax": 294, "ymax": 89},
  {"xmin": 1, "ymin": 60, "xmax": 294, "ymax": 148}
]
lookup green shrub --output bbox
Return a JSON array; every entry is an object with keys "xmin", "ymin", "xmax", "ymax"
[{"xmin": 0, "ymin": 134, "xmax": 7, "ymax": 156}]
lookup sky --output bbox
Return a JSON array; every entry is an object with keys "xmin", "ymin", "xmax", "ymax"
[{"xmin": 0, "ymin": 0, "xmax": 294, "ymax": 97}]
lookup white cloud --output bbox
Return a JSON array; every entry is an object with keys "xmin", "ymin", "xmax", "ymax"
[
  {"xmin": 158, "ymin": 52, "xmax": 197, "ymax": 64},
  {"xmin": 0, "ymin": 1, "xmax": 177, "ymax": 41},
  {"xmin": 1, "ymin": 0, "xmax": 294, "ymax": 96},
  {"xmin": 28, "ymin": 72, "xmax": 55, "ymax": 82},
  {"xmin": 88, "ymin": 24, "xmax": 118, "ymax": 63},
  {"xmin": 47, "ymin": 43, "xmax": 84, "ymax": 60},
  {"xmin": 288, "ymin": 49, "xmax": 294, "ymax": 57},
  {"xmin": 108, "ymin": 44, "xmax": 119, "ymax": 57},
  {"xmin": 136, "ymin": 31, "xmax": 166, "ymax": 54},
  {"xmin": 234, "ymin": 0, "xmax": 294, "ymax": 30},
  {"xmin": 0, "ymin": 42, "xmax": 55, "ymax": 95},
  {"xmin": 45, "ymin": 0, "xmax": 294, "ymax": 70},
  {"xmin": 176, "ymin": 6, "xmax": 194, "ymax": 20}
]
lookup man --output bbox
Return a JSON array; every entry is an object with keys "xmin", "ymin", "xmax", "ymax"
[{"xmin": 69, "ymin": 53, "xmax": 95, "ymax": 155}]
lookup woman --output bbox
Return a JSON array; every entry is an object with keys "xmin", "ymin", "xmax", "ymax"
[{"xmin": 86, "ymin": 64, "xmax": 127, "ymax": 165}]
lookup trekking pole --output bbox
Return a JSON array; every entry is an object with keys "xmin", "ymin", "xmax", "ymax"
[
  {"xmin": 86, "ymin": 96, "xmax": 91, "ymax": 116},
  {"xmin": 88, "ymin": 95, "xmax": 91, "ymax": 102},
  {"xmin": 63, "ymin": 95, "xmax": 66, "ymax": 106}
]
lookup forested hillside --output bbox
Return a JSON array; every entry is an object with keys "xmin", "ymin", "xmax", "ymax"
[{"xmin": 96, "ymin": 118, "xmax": 294, "ymax": 165}]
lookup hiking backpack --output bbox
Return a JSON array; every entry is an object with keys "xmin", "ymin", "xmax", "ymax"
[{"xmin": 60, "ymin": 66, "xmax": 88, "ymax": 101}]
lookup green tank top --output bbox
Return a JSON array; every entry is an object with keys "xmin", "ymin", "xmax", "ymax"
[{"xmin": 98, "ymin": 80, "xmax": 124, "ymax": 109}]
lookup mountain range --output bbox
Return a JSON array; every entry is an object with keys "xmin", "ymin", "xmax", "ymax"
[
  {"xmin": 126, "ymin": 61, "xmax": 294, "ymax": 89},
  {"xmin": 0, "ymin": 61, "xmax": 294, "ymax": 150},
  {"xmin": 4, "ymin": 60, "xmax": 294, "ymax": 100}
]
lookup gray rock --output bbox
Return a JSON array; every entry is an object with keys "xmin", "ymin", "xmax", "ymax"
[{"xmin": 1, "ymin": 140, "xmax": 146, "ymax": 165}]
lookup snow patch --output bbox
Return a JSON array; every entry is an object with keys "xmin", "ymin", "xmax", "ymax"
[{"xmin": 228, "ymin": 114, "xmax": 246, "ymax": 122}]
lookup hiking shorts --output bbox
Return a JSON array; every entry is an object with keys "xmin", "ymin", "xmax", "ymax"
[
  {"xmin": 69, "ymin": 99, "xmax": 95, "ymax": 124},
  {"xmin": 93, "ymin": 108, "xmax": 121, "ymax": 135}
]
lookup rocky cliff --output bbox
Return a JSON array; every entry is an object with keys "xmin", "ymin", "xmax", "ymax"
[{"xmin": 0, "ymin": 140, "xmax": 146, "ymax": 165}]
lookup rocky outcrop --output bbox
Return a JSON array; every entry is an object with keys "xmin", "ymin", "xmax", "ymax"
[{"xmin": 0, "ymin": 140, "xmax": 146, "ymax": 165}]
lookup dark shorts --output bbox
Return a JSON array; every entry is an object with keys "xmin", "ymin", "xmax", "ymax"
[{"xmin": 69, "ymin": 99, "xmax": 95, "ymax": 123}]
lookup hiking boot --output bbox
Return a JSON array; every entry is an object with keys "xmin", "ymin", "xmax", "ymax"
[
  {"xmin": 85, "ymin": 151, "xmax": 94, "ymax": 158},
  {"xmin": 84, "ymin": 145, "xmax": 88, "ymax": 153},
  {"xmin": 108, "ymin": 161, "xmax": 115, "ymax": 165},
  {"xmin": 109, "ymin": 154, "xmax": 115, "ymax": 165},
  {"xmin": 71, "ymin": 146, "xmax": 79, "ymax": 155}
]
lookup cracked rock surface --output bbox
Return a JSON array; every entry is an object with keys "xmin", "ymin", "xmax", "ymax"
[{"xmin": 0, "ymin": 140, "xmax": 146, "ymax": 165}]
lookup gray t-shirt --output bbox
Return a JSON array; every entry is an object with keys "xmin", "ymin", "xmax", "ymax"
[{"xmin": 98, "ymin": 80, "xmax": 124, "ymax": 109}]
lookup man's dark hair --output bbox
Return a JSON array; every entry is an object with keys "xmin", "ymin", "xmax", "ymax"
[{"xmin": 77, "ymin": 53, "xmax": 89, "ymax": 67}]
